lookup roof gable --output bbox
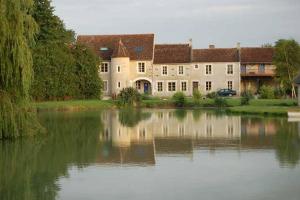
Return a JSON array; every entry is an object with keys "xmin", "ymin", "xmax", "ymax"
[
  {"xmin": 192, "ymin": 48, "xmax": 239, "ymax": 63},
  {"xmin": 154, "ymin": 44, "xmax": 192, "ymax": 64},
  {"xmin": 77, "ymin": 34, "xmax": 154, "ymax": 61}
]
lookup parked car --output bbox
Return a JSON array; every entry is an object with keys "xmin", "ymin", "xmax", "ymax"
[{"xmin": 217, "ymin": 89, "xmax": 237, "ymax": 97}]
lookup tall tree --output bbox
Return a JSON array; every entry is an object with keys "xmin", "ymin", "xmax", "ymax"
[
  {"xmin": 274, "ymin": 39, "xmax": 300, "ymax": 98},
  {"xmin": 0, "ymin": 0, "xmax": 42, "ymax": 139}
]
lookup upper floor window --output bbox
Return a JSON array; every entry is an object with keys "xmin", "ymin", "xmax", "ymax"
[
  {"xmin": 162, "ymin": 66, "xmax": 168, "ymax": 75},
  {"xmin": 117, "ymin": 65, "xmax": 121, "ymax": 73},
  {"xmin": 206, "ymin": 65, "xmax": 212, "ymax": 75},
  {"xmin": 138, "ymin": 62, "xmax": 145, "ymax": 73},
  {"xmin": 259, "ymin": 64, "xmax": 265, "ymax": 73},
  {"xmin": 227, "ymin": 64, "xmax": 234, "ymax": 75},
  {"xmin": 178, "ymin": 66, "xmax": 184, "ymax": 75},
  {"xmin": 241, "ymin": 65, "xmax": 246, "ymax": 73},
  {"xmin": 118, "ymin": 82, "xmax": 121, "ymax": 88},
  {"xmin": 194, "ymin": 64, "xmax": 199, "ymax": 69},
  {"xmin": 100, "ymin": 62, "xmax": 109, "ymax": 73}
]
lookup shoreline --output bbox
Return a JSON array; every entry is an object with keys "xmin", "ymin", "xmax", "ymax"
[{"xmin": 33, "ymin": 99, "xmax": 299, "ymax": 116}]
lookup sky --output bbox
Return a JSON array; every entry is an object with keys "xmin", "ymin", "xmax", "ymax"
[{"xmin": 52, "ymin": 0, "xmax": 300, "ymax": 48}]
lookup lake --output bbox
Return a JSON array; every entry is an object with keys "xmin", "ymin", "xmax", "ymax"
[{"xmin": 1, "ymin": 109, "xmax": 300, "ymax": 200}]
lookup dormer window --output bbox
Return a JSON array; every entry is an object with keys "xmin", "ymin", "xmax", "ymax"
[{"xmin": 100, "ymin": 47, "xmax": 109, "ymax": 51}]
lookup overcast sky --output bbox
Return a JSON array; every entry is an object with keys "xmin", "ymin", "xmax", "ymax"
[{"xmin": 52, "ymin": 0, "xmax": 300, "ymax": 48}]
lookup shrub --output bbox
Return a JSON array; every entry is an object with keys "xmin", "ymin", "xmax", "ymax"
[
  {"xmin": 172, "ymin": 92, "xmax": 186, "ymax": 107},
  {"xmin": 259, "ymin": 85, "xmax": 275, "ymax": 99},
  {"xmin": 193, "ymin": 90, "xmax": 202, "ymax": 101},
  {"xmin": 241, "ymin": 90, "xmax": 254, "ymax": 105},
  {"xmin": 207, "ymin": 92, "xmax": 218, "ymax": 99},
  {"xmin": 274, "ymin": 87, "xmax": 286, "ymax": 99},
  {"xmin": 214, "ymin": 97, "xmax": 228, "ymax": 107},
  {"xmin": 117, "ymin": 87, "xmax": 141, "ymax": 106}
]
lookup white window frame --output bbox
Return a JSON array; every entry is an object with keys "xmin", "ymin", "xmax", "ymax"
[
  {"xmin": 103, "ymin": 80, "xmax": 109, "ymax": 92},
  {"xmin": 180, "ymin": 80, "xmax": 188, "ymax": 92},
  {"xmin": 157, "ymin": 81, "xmax": 163, "ymax": 92},
  {"xmin": 100, "ymin": 62, "xmax": 109, "ymax": 73},
  {"xmin": 226, "ymin": 64, "xmax": 234, "ymax": 75},
  {"xmin": 137, "ymin": 62, "xmax": 146, "ymax": 74},
  {"xmin": 167, "ymin": 81, "xmax": 177, "ymax": 92},
  {"xmin": 205, "ymin": 64, "xmax": 213, "ymax": 75},
  {"xmin": 178, "ymin": 65, "xmax": 184, "ymax": 75},
  {"xmin": 162, "ymin": 65, "xmax": 168, "ymax": 76},
  {"xmin": 206, "ymin": 81, "xmax": 212, "ymax": 91}
]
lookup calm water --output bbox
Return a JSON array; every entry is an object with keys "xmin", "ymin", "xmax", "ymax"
[{"xmin": 1, "ymin": 109, "xmax": 300, "ymax": 200}]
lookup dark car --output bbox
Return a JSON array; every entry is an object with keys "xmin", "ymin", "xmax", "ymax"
[{"xmin": 217, "ymin": 89, "xmax": 237, "ymax": 97}]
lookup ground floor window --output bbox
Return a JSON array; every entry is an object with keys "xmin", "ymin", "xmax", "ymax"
[
  {"xmin": 168, "ymin": 82, "xmax": 176, "ymax": 91},
  {"xmin": 118, "ymin": 82, "xmax": 121, "ymax": 88},
  {"xmin": 181, "ymin": 81, "xmax": 187, "ymax": 91},
  {"xmin": 157, "ymin": 82, "xmax": 163, "ymax": 92},
  {"xmin": 206, "ymin": 81, "xmax": 212, "ymax": 91},
  {"xmin": 136, "ymin": 81, "xmax": 141, "ymax": 90},
  {"xmin": 103, "ymin": 81, "xmax": 108, "ymax": 92},
  {"xmin": 228, "ymin": 81, "xmax": 233, "ymax": 90}
]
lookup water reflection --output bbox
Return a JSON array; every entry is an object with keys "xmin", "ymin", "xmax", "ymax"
[{"xmin": 0, "ymin": 109, "xmax": 300, "ymax": 200}]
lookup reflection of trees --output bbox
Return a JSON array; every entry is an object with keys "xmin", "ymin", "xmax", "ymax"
[
  {"xmin": 0, "ymin": 111, "xmax": 103, "ymax": 200},
  {"xmin": 118, "ymin": 108, "xmax": 151, "ymax": 127},
  {"xmin": 174, "ymin": 109, "xmax": 187, "ymax": 121},
  {"xmin": 192, "ymin": 109, "xmax": 203, "ymax": 121},
  {"xmin": 274, "ymin": 121, "xmax": 300, "ymax": 167}
]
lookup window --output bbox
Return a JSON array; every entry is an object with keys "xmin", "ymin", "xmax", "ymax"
[
  {"xmin": 103, "ymin": 81, "xmax": 108, "ymax": 92},
  {"xmin": 178, "ymin": 66, "xmax": 184, "ymax": 75},
  {"xmin": 100, "ymin": 47, "xmax": 108, "ymax": 51},
  {"xmin": 228, "ymin": 81, "xmax": 233, "ymax": 90},
  {"xmin": 168, "ymin": 82, "xmax": 176, "ymax": 92},
  {"xmin": 206, "ymin": 81, "xmax": 212, "ymax": 91},
  {"xmin": 100, "ymin": 62, "xmax": 109, "ymax": 73},
  {"xmin": 157, "ymin": 82, "xmax": 163, "ymax": 92},
  {"xmin": 181, "ymin": 81, "xmax": 187, "ymax": 91},
  {"xmin": 162, "ymin": 66, "xmax": 168, "ymax": 75},
  {"xmin": 136, "ymin": 81, "xmax": 141, "ymax": 90},
  {"xmin": 241, "ymin": 65, "xmax": 246, "ymax": 73},
  {"xmin": 138, "ymin": 62, "xmax": 145, "ymax": 73},
  {"xmin": 118, "ymin": 82, "xmax": 121, "ymax": 88},
  {"xmin": 227, "ymin": 64, "xmax": 233, "ymax": 75},
  {"xmin": 194, "ymin": 64, "xmax": 199, "ymax": 69},
  {"xmin": 259, "ymin": 64, "xmax": 265, "ymax": 73},
  {"xmin": 117, "ymin": 65, "xmax": 121, "ymax": 73},
  {"xmin": 206, "ymin": 65, "xmax": 212, "ymax": 75}
]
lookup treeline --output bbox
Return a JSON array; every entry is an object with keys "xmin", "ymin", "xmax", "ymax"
[{"xmin": 31, "ymin": 0, "xmax": 102, "ymax": 101}]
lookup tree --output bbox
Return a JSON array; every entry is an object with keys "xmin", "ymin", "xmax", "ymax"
[
  {"xmin": 274, "ymin": 39, "xmax": 300, "ymax": 98},
  {"xmin": 0, "ymin": 0, "xmax": 42, "ymax": 139}
]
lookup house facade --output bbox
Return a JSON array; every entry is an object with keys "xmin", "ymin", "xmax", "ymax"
[{"xmin": 77, "ymin": 33, "xmax": 276, "ymax": 97}]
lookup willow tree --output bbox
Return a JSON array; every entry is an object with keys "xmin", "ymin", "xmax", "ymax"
[{"xmin": 0, "ymin": 0, "xmax": 42, "ymax": 139}]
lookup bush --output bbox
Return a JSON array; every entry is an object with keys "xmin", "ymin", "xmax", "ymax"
[
  {"xmin": 117, "ymin": 87, "xmax": 141, "ymax": 106},
  {"xmin": 193, "ymin": 90, "xmax": 202, "ymax": 101},
  {"xmin": 274, "ymin": 87, "xmax": 286, "ymax": 99},
  {"xmin": 214, "ymin": 97, "xmax": 228, "ymax": 107},
  {"xmin": 207, "ymin": 92, "xmax": 218, "ymax": 99},
  {"xmin": 172, "ymin": 92, "xmax": 186, "ymax": 107},
  {"xmin": 241, "ymin": 90, "xmax": 254, "ymax": 105},
  {"xmin": 259, "ymin": 85, "xmax": 275, "ymax": 99}
]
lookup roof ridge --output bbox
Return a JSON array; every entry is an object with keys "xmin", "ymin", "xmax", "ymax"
[{"xmin": 78, "ymin": 33, "xmax": 154, "ymax": 37}]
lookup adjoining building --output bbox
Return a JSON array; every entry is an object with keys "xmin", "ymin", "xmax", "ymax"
[{"xmin": 77, "ymin": 33, "xmax": 276, "ymax": 97}]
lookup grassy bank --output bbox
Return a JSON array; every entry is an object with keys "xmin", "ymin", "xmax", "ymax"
[{"xmin": 34, "ymin": 98, "xmax": 298, "ymax": 116}]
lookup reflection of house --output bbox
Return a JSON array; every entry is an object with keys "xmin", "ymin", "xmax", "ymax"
[
  {"xmin": 78, "ymin": 34, "xmax": 277, "ymax": 97},
  {"xmin": 97, "ymin": 110, "xmax": 284, "ymax": 165}
]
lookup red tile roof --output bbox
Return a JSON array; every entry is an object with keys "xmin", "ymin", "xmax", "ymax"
[
  {"xmin": 192, "ymin": 48, "xmax": 239, "ymax": 62},
  {"xmin": 112, "ymin": 39, "xmax": 129, "ymax": 58},
  {"xmin": 154, "ymin": 44, "xmax": 192, "ymax": 64},
  {"xmin": 241, "ymin": 48, "xmax": 274, "ymax": 64},
  {"xmin": 77, "ymin": 34, "xmax": 154, "ymax": 61}
]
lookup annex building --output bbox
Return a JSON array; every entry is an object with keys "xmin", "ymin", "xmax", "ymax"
[{"xmin": 77, "ymin": 34, "xmax": 275, "ymax": 97}]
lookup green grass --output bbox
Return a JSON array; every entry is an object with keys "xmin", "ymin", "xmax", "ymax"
[
  {"xmin": 33, "ymin": 98, "xmax": 298, "ymax": 116},
  {"xmin": 33, "ymin": 100, "xmax": 115, "ymax": 111}
]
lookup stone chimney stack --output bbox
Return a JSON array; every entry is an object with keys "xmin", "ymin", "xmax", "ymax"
[
  {"xmin": 209, "ymin": 44, "xmax": 215, "ymax": 49},
  {"xmin": 237, "ymin": 42, "xmax": 241, "ymax": 62},
  {"xmin": 189, "ymin": 38, "xmax": 193, "ymax": 62},
  {"xmin": 188, "ymin": 38, "xmax": 193, "ymax": 47}
]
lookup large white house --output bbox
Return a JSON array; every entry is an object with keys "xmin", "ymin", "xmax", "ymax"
[{"xmin": 77, "ymin": 33, "xmax": 275, "ymax": 97}]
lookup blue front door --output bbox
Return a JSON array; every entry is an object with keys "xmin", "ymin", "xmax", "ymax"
[{"xmin": 144, "ymin": 83, "xmax": 149, "ymax": 94}]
